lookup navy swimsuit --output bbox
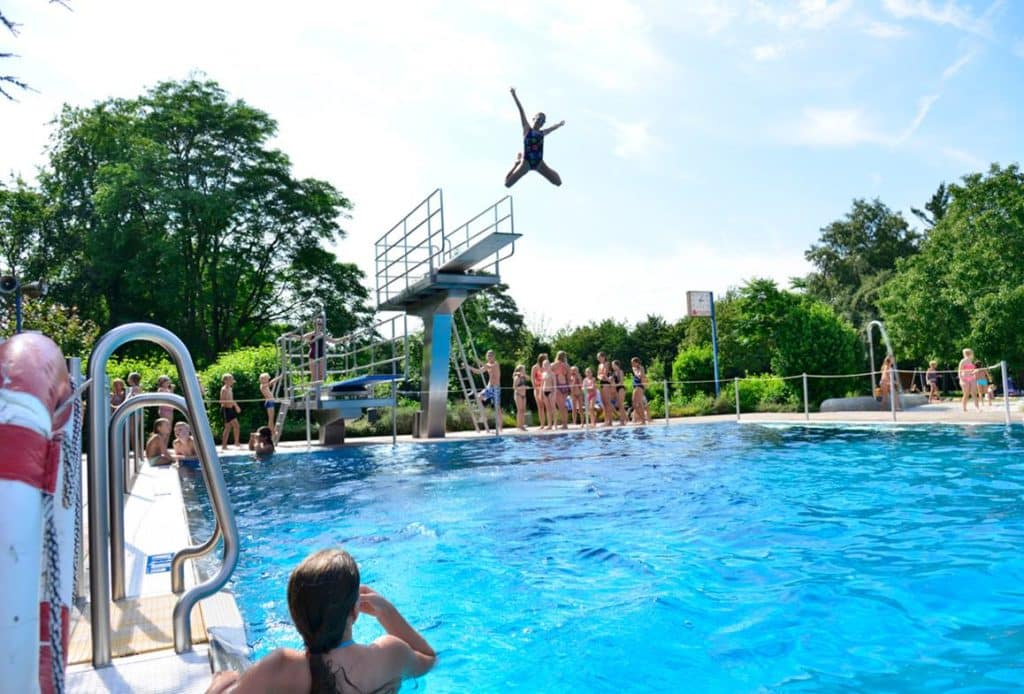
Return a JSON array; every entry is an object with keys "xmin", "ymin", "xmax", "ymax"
[{"xmin": 524, "ymin": 129, "xmax": 544, "ymax": 169}]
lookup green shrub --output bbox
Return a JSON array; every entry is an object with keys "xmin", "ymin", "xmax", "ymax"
[
  {"xmin": 718, "ymin": 374, "xmax": 798, "ymax": 413},
  {"xmin": 672, "ymin": 344, "xmax": 715, "ymax": 397}
]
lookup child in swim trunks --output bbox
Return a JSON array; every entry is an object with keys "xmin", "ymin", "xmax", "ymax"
[
  {"xmin": 470, "ymin": 350, "xmax": 502, "ymax": 434},
  {"xmin": 220, "ymin": 373, "xmax": 242, "ymax": 450},
  {"xmin": 259, "ymin": 372, "xmax": 282, "ymax": 431},
  {"xmin": 925, "ymin": 360, "xmax": 940, "ymax": 402}
]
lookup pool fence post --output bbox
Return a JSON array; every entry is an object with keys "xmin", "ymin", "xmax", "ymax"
[
  {"xmin": 663, "ymin": 379, "xmax": 670, "ymax": 426},
  {"xmin": 1001, "ymin": 360, "xmax": 1010, "ymax": 425},
  {"xmin": 305, "ymin": 390, "xmax": 312, "ymax": 447},
  {"xmin": 890, "ymin": 368, "xmax": 897, "ymax": 422},
  {"xmin": 734, "ymin": 377, "xmax": 740, "ymax": 422},
  {"xmin": 802, "ymin": 373, "xmax": 809, "ymax": 421}
]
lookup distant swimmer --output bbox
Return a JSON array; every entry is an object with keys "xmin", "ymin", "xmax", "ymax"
[{"xmin": 504, "ymin": 87, "xmax": 565, "ymax": 188}]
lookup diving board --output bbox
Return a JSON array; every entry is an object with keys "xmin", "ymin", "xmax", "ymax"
[
  {"xmin": 440, "ymin": 231, "xmax": 522, "ymax": 273},
  {"xmin": 329, "ymin": 374, "xmax": 402, "ymax": 393}
]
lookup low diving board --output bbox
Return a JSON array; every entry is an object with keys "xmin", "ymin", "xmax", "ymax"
[
  {"xmin": 329, "ymin": 374, "xmax": 402, "ymax": 393},
  {"xmin": 440, "ymin": 231, "xmax": 521, "ymax": 273}
]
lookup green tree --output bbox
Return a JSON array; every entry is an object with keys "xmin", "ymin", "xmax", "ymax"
[
  {"xmin": 800, "ymin": 198, "xmax": 920, "ymax": 329},
  {"xmin": 40, "ymin": 78, "xmax": 370, "ymax": 363},
  {"xmin": 551, "ymin": 318, "xmax": 630, "ymax": 370},
  {"xmin": 879, "ymin": 164, "xmax": 1024, "ymax": 369},
  {"xmin": 0, "ymin": 176, "xmax": 52, "ymax": 278},
  {"xmin": 910, "ymin": 183, "xmax": 950, "ymax": 229}
]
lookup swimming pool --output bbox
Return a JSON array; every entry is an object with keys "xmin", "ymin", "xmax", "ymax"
[{"xmin": 183, "ymin": 423, "xmax": 1024, "ymax": 691}]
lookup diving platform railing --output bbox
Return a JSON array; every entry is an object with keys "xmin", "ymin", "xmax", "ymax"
[
  {"xmin": 375, "ymin": 189, "xmax": 446, "ymax": 309},
  {"xmin": 373, "ymin": 189, "xmax": 520, "ymax": 437},
  {"xmin": 275, "ymin": 313, "xmax": 409, "ymax": 444},
  {"xmin": 86, "ymin": 323, "xmax": 239, "ymax": 666}
]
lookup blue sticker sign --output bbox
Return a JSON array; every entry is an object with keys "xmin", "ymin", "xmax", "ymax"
[{"xmin": 146, "ymin": 553, "xmax": 173, "ymax": 574}]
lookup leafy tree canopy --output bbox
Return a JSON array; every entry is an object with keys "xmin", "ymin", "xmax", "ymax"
[
  {"xmin": 879, "ymin": 163, "xmax": 1024, "ymax": 369},
  {"xmin": 800, "ymin": 198, "xmax": 920, "ymax": 329},
  {"xmin": 36, "ymin": 77, "xmax": 370, "ymax": 364}
]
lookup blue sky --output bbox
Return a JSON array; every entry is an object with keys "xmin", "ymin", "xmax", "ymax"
[{"xmin": 2, "ymin": 0, "xmax": 1021, "ymax": 334}]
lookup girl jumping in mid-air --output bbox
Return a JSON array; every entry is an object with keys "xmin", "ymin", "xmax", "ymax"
[{"xmin": 505, "ymin": 87, "xmax": 565, "ymax": 188}]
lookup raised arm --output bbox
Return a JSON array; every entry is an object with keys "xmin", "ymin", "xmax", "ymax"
[
  {"xmin": 541, "ymin": 120, "xmax": 565, "ymax": 136},
  {"xmin": 510, "ymin": 87, "xmax": 529, "ymax": 131},
  {"xmin": 359, "ymin": 586, "xmax": 436, "ymax": 678}
]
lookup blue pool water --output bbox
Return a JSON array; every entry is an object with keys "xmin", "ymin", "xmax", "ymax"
[{"xmin": 183, "ymin": 424, "xmax": 1024, "ymax": 692}]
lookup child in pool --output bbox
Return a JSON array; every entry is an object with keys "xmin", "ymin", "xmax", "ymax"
[
  {"xmin": 205, "ymin": 548, "xmax": 435, "ymax": 694},
  {"xmin": 145, "ymin": 418, "xmax": 174, "ymax": 466},
  {"xmin": 248, "ymin": 426, "xmax": 275, "ymax": 457},
  {"xmin": 173, "ymin": 422, "xmax": 197, "ymax": 460}
]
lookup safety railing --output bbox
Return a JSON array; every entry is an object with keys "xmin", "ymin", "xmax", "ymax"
[
  {"xmin": 375, "ymin": 189, "xmax": 445, "ymax": 307},
  {"xmin": 87, "ymin": 323, "xmax": 239, "ymax": 665},
  {"xmin": 442, "ymin": 195, "xmax": 516, "ymax": 275},
  {"xmin": 336, "ymin": 314, "xmax": 409, "ymax": 381}
]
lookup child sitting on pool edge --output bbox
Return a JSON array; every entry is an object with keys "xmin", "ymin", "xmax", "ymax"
[
  {"xmin": 173, "ymin": 422, "xmax": 198, "ymax": 466},
  {"xmin": 205, "ymin": 548, "xmax": 436, "ymax": 694}
]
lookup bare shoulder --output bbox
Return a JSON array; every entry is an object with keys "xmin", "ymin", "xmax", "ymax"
[{"xmin": 230, "ymin": 648, "xmax": 310, "ymax": 693}]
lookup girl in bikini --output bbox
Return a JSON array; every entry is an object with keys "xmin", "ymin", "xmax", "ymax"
[
  {"xmin": 513, "ymin": 364, "xmax": 529, "ymax": 431},
  {"xmin": 597, "ymin": 352, "xmax": 615, "ymax": 426},
  {"xmin": 611, "ymin": 360, "xmax": 629, "ymax": 425},
  {"xmin": 504, "ymin": 87, "xmax": 566, "ymax": 188},
  {"xmin": 551, "ymin": 351, "xmax": 571, "ymax": 429},
  {"xmin": 630, "ymin": 357, "xmax": 649, "ymax": 424},
  {"xmin": 958, "ymin": 348, "xmax": 980, "ymax": 412},
  {"xmin": 541, "ymin": 359, "xmax": 557, "ymax": 427},
  {"xmin": 569, "ymin": 366, "xmax": 584, "ymax": 426},
  {"xmin": 532, "ymin": 354, "xmax": 549, "ymax": 429},
  {"xmin": 582, "ymin": 367, "xmax": 598, "ymax": 427}
]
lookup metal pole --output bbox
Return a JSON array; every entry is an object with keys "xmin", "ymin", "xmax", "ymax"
[
  {"xmin": 663, "ymin": 379, "xmax": 670, "ymax": 426},
  {"xmin": 14, "ymin": 287, "xmax": 22, "ymax": 333},
  {"xmin": 710, "ymin": 293, "xmax": 721, "ymax": 398},
  {"xmin": 305, "ymin": 391, "xmax": 312, "ymax": 448},
  {"xmin": 734, "ymin": 377, "xmax": 740, "ymax": 421},
  {"xmin": 803, "ymin": 373, "xmax": 809, "ymax": 421},
  {"xmin": 1002, "ymin": 360, "xmax": 1011, "ymax": 425}
]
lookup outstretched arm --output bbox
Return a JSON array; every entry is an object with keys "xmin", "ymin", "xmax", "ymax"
[
  {"xmin": 541, "ymin": 120, "xmax": 565, "ymax": 136},
  {"xmin": 510, "ymin": 87, "xmax": 529, "ymax": 131}
]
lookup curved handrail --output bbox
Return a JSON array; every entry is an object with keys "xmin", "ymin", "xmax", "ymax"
[
  {"xmin": 865, "ymin": 319, "xmax": 898, "ymax": 387},
  {"xmin": 87, "ymin": 323, "xmax": 239, "ymax": 664},
  {"xmin": 107, "ymin": 394, "xmax": 223, "ymax": 601}
]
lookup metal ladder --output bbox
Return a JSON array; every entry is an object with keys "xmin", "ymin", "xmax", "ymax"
[{"xmin": 451, "ymin": 306, "xmax": 490, "ymax": 432}]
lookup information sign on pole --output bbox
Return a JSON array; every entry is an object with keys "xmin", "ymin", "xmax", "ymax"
[{"xmin": 687, "ymin": 291, "xmax": 720, "ymax": 396}]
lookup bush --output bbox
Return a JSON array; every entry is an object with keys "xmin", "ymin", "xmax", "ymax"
[
  {"xmin": 718, "ymin": 374, "xmax": 798, "ymax": 413},
  {"xmin": 672, "ymin": 344, "xmax": 715, "ymax": 397}
]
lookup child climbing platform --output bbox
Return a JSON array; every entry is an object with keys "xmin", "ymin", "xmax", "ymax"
[{"xmin": 504, "ymin": 87, "xmax": 565, "ymax": 188}]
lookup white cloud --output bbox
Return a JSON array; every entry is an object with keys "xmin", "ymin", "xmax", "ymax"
[
  {"xmin": 864, "ymin": 21, "xmax": 909, "ymax": 38},
  {"xmin": 752, "ymin": 0, "xmax": 854, "ymax": 30},
  {"xmin": 941, "ymin": 50, "xmax": 976, "ymax": 80},
  {"xmin": 752, "ymin": 44, "xmax": 786, "ymax": 61},
  {"xmin": 546, "ymin": 0, "xmax": 670, "ymax": 91},
  {"xmin": 881, "ymin": 0, "xmax": 1003, "ymax": 37},
  {"xmin": 793, "ymin": 108, "xmax": 881, "ymax": 146},
  {"xmin": 588, "ymin": 113, "xmax": 659, "ymax": 159},
  {"xmin": 792, "ymin": 93, "xmax": 939, "ymax": 147},
  {"xmin": 895, "ymin": 93, "xmax": 940, "ymax": 143},
  {"xmin": 941, "ymin": 146, "xmax": 987, "ymax": 170}
]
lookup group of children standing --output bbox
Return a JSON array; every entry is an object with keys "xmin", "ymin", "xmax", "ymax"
[
  {"xmin": 474, "ymin": 349, "xmax": 652, "ymax": 433},
  {"xmin": 109, "ymin": 370, "xmax": 278, "ymax": 467}
]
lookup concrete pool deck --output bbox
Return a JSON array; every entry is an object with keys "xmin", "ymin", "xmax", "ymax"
[{"xmin": 258, "ymin": 397, "xmax": 1021, "ymax": 451}]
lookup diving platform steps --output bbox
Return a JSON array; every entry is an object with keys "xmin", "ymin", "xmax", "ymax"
[{"xmin": 378, "ymin": 231, "xmax": 521, "ymax": 312}]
